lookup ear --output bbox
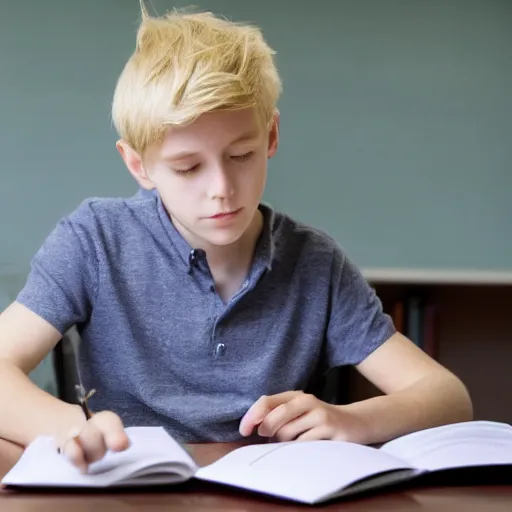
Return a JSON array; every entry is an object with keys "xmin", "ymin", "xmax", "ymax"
[
  {"xmin": 116, "ymin": 140, "xmax": 155, "ymax": 190},
  {"xmin": 267, "ymin": 110, "xmax": 280, "ymax": 159}
]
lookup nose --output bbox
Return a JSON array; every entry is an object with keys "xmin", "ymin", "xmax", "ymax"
[{"xmin": 208, "ymin": 164, "xmax": 235, "ymax": 200}]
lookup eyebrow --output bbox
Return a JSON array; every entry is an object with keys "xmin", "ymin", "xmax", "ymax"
[
  {"xmin": 161, "ymin": 131, "xmax": 260, "ymax": 162},
  {"xmin": 162, "ymin": 150, "xmax": 199, "ymax": 162},
  {"xmin": 230, "ymin": 130, "xmax": 260, "ymax": 145}
]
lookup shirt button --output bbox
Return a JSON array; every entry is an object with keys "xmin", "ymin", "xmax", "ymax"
[{"xmin": 215, "ymin": 343, "xmax": 226, "ymax": 357}]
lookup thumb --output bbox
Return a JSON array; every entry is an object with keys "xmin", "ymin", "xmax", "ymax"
[{"xmin": 239, "ymin": 406, "xmax": 265, "ymax": 437}]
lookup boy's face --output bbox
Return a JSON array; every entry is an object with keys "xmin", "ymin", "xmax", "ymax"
[{"xmin": 118, "ymin": 108, "xmax": 279, "ymax": 249}]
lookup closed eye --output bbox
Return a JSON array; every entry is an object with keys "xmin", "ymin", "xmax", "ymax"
[
  {"xmin": 173, "ymin": 151, "xmax": 253, "ymax": 173},
  {"xmin": 231, "ymin": 151, "xmax": 253, "ymax": 162},
  {"xmin": 174, "ymin": 164, "xmax": 199, "ymax": 174}
]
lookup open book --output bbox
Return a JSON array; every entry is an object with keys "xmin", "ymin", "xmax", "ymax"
[{"xmin": 3, "ymin": 420, "xmax": 512, "ymax": 504}]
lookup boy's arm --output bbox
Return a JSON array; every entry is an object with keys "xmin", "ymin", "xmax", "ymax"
[
  {"xmin": 240, "ymin": 333, "xmax": 473, "ymax": 444},
  {"xmin": 0, "ymin": 302, "xmax": 129, "ymax": 473},
  {"xmin": 345, "ymin": 331, "xmax": 473, "ymax": 444},
  {"xmin": 0, "ymin": 302, "xmax": 86, "ymax": 446}
]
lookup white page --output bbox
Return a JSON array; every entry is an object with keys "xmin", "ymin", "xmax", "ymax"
[
  {"xmin": 196, "ymin": 440, "xmax": 415, "ymax": 504},
  {"xmin": 2, "ymin": 426, "xmax": 198, "ymax": 487},
  {"xmin": 380, "ymin": 421, "xmax": 512, "ymax": 471}
]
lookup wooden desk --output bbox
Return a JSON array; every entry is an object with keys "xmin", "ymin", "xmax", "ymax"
[{"xmin": 1, "ymin": 440, "xmax": 512, "ymax": 511}]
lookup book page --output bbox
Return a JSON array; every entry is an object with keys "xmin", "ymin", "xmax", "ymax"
[
  {"xmin": 196, "ymin": 440, "xmax": 415, "ymax": 504},
  {"xmin": 380, "ymin": 421, "xmax": 512, "ymax": 471},
  {"xmin": 2, "ymin": 426, "xmax": 198, "ymax": 487}
]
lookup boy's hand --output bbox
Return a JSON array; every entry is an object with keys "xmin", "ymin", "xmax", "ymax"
[
  {"xmin": 56, "ymin": 411, "xmax": 130, "ymax": 473},
  {"xmin": 239, "ymin": 391, "xmax": 366, "ymax": 443}
]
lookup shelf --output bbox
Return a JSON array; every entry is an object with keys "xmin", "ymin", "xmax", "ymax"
[{"xmin": 362, "ymin": 268, "xmax": 512, "ymax": 286}]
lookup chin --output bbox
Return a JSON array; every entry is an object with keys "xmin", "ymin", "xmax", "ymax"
[
  {"xmin": 195, "ymin": 211, "xmax": 257, "ymax": 247},
  {"xmin": 204, "ymin": 230, "xmax": 246, "ymax": 247}
]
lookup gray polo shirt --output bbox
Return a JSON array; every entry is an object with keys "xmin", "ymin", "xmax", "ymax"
[{"xmin": 17, "ymin": 188, "xmax": 395, "ymax": 442}]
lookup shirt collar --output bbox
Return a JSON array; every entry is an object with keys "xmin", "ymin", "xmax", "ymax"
[{"xmin": 253, "ymin": 202, "xmax": 275, "ymax": 273}]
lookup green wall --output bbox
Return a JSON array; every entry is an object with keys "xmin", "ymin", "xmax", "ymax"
[{"xmin": 1, "ymin": 0, "xmax": 511, "ymax": 281}]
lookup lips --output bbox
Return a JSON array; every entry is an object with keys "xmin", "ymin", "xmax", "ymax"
[{"xmin": 208, "ymin": 208, "xmax": 242, "ymax": 219}]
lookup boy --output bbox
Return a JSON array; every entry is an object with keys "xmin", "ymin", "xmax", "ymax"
[{"xmin": 0, "ymin": 6, "xmax": 472, "ymax": 473}]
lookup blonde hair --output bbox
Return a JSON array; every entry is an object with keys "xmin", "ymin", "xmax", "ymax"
[{"xmin": 112, "ymin": 2, "xmax": 282, "ymax": 154}]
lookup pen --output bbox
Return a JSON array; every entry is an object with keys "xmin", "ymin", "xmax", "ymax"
[{"xmin": 75, "ymin": 384, "xmax": 95, "ymax": 420}]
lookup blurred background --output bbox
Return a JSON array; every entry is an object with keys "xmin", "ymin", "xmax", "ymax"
[{"xmin": 0, "ymin": 1, "xmax": 511, "ymax": 420}]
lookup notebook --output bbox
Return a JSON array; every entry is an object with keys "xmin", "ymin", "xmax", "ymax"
[{"xmin": 3, "ymin": 420, "xmax": 512, "ymax": 504}]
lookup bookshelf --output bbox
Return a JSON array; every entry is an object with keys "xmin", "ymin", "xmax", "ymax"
[
  {"xmin": 338, "ymin": 269, "xmax": 512, "ymax": 426},
  {"xmin": 363, "ymin": 269, "xmax": 512, "ymax": 286}
]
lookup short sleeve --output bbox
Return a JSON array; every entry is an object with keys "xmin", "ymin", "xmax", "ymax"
[
  {"xmin": 16, "ymin": 214, "xmax": 98, "ymax": 335},
  {"xmin": 326, "ymin": 247, "xmax": 395, "ymax": 367}
]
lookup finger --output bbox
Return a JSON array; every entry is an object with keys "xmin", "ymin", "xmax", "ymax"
[
  {"xmin": 272, "ymin": 408, "xmax": 329, "ymax": 441},
  {"xmin": 239, "ymin": 391, "xmax": 301, "ymax": 437},
  {"xmin": 295, "ymin": 426, "xmax": 332, "ymax": 442},
  {"xmin": 59, "ymin": 428, "xmax": 88, "ymax": 473},
  {"xmin": 90, "ymin": 411, "xmax": 130, "ymax": 452},
  {"xmin": 272, "ymin": 404, "xmax": 333, "ymax": 441},
  {"xmin": 258, "ymin": 397, "xmax": 313, "ymax": 437},
  {"xmin": 76, "ymin": 422, "xmax": 108, "ymax": 464}
]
